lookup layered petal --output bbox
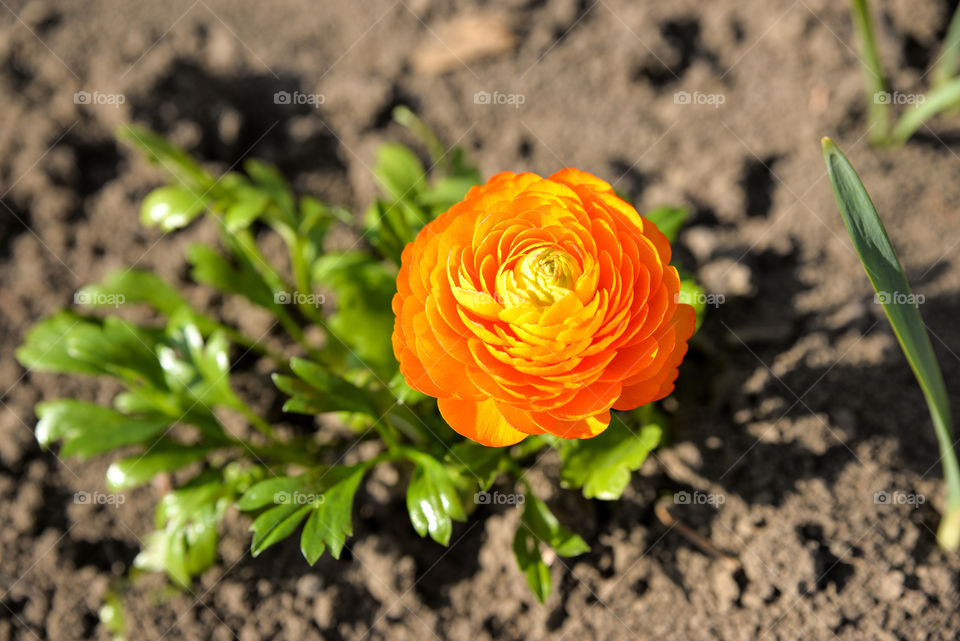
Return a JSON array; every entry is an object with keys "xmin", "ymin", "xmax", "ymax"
[{"xmin": 392, "ymin": 169, "xmax": 696, "ymax": 445}]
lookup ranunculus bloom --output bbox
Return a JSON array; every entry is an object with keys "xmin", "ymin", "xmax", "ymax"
[{"xmin": 392, "ymin": 169, "xmax": 696, "ymax": 446}]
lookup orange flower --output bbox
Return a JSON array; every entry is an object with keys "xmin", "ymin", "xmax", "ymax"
[{"xmin": 392, "ymin": 169, "xmax": 696, "ymax": 446}]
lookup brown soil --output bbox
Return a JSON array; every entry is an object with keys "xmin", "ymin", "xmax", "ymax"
[{"xmin": 3, "ymin": 0, "xmax": 960, "ymax": 639}]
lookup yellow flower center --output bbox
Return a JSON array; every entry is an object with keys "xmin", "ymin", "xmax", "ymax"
[{"xmin": 497, "ymin": 247, "xmax": 581, "ymax": 307}]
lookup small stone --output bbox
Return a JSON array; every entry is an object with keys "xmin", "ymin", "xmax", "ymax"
[
  {"xmin": 683, "ymin": 227, "xmax": 718, "ymax": 262},
  {"xmin": 699, "ymin": 259, "xmax": 753, "ymax": 297},
  {"xmin": 218, "ymin": 108, "xmax": 242, "ymax": 146},
  {"xmin": 878, "ymin": 571, "xmax": 904, "ymax": 601},
  {"xmin": 296, "ymin": 574, "xmax": 322, "ymax": 600}
]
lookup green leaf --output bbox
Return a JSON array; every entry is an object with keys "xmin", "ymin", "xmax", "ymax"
[
  {"xmin": 890, "ymin": 78, "xmax": 960, "ymax": 145},
  {"xmin": 77, "ymin": 269, "xmax": 187, "ymax": 316},
  {"xmin": 243, "ymin": 159, "xmax": 296, "ymax": 220},
  {"xmin": 300, "ymin": 466, "xmax": 366, "ymax": 563},
  {"xmin": 271, "ymin": 358, "xmax": 377, "ymax": 416},
  {"xmin": 374, "ymin": 143, "xmax": 426, "ymax": 204},
  {"xmin": 107, "ymin": 444, "xmax": 211, "ymax": 490},
  {"xmin": 66, "ymin": 317, "xmax": 166, "ymax": 388},
  {"xmin": 363, "ymin": 201, "xmax": 407, "ymax": 263},
  {"xmin": 156, "ymin": 475, "xmax": 223, "ymax": 528},
  {"xmin": 235, "ymin": 475, "xmax": 313, "ymax": 511},
  {"xmin": 406, "ymin": 454, "xmax": 466, "ymax": 545},
  {"xmin": 932, "ymin": 2, "xmax": 960, "ymax": 88},
  {"xmin": 823, "ymin": 138, "xmax": 960, "ymax": 549},
  {"xmin": 16, "ymin": 312, "xmax": 101, "ymax": 375},
  {"xmin": 244, "ymin": 159, "xmax": 288, "ymax": 193},
  {"xmin": 117, "ymin": 125, "xmax": 213, "ymax": 191},
  {"xmin": 250, "ymin": 503, "xmax": 311, "ymax": 557},
  {"xmin": 140, "ymin": 186, "xmax": 206, "ymax": 232},
  {"xmin": 521, "ymin": 495, "xmax": 590, "ymax": 557},
  {"xmin": 138, "ymin": 473, "xmax": 232, "ymax": 587},
  {"xmin": 644, "ymin": 206, "xmax": 689, "ymax": 243},
  {"xmin": 392, "ymin": 106, "xmax": 446, "ymax": 169},
  {"xmin": 418, "ymin": 176, "xmax": 478, "ymax": 209},
  {"xmin": 446, "ymin": 441, "xmax": 503, "ymax": 491},
  {"xmin": 187, "ymin": 244, "xmax": 276, "ymax": 310},
  {"xmin": 98, "ymin": 589, "xmax": 126, "ymax": 639},
  {"xmin": 559, "ymin": 418, "xmax": 662, "ymax": 500},
  {"xmin": 35, "ymin": 400, "xmax": 169, "ymax": 459},
  {"xmin": 156, "ymin": 322, "xmax": 235, "ymax": 407},
  {"xmin": 313, "ymin": 253, "xmax": 398, "ymax": 378},
  {"xmin": 224, "ymin": 192, "xmax": 270, "ymax": 232},
  {"xmin": 676, "ymin": 275, "xmax": 707, "ymax": 332},
  {"xmin": 849, "ymin": 0, "xmax": 890, "ymax": 144},
  {"xmin": 513, "ymin": 524, "xmax": 552, "ymax": 603}
]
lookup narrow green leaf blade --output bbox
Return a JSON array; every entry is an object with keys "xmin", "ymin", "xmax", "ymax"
[
  {"xmin": 849, "ymin": 0, "xmax": 890, "ymax": 143},
  {"xmin": 932, "ymin": 2, "xmax": 960, "ymax": 88},
  {"xmin": 822, "ymin": 138, "xmax": 960, "ymax": 548},
  {"xmin": 890, "ymin": 78, "xmax": 960, "ymax": 145},
  {"xmin": 66, "ymin": 318, "xmax": 166, "ymax": 389},
  {"xmin": 286, "ymin": 358, "xmax": 377, "ymax": 415}
]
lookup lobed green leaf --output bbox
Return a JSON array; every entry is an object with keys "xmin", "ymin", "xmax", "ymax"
[
  {"xmin": 36, "ymin": 400, "xmax": 169, "ymax": 459},
  {"xmin": 406, "ymin": 454, "xmax": 466, "ymax": 545},
  {"xmin": 559, "ymin": 417, "xmax": 662, "ymax": 500},
  {"xmin": 300, "ymin": 465, "xmax": 366, "ymax": 563},
  {"xmin": 250, "ymin": 503, "xmax": 312, "ymax": 557}
]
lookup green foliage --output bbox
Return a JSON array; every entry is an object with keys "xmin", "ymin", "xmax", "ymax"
[
  {"xmin": 823, "ymin": 138, "xmax": 960, "ymax": 549},
  {"xmin": 187, "ymin": 244, "xmax": 277, "ymax": 311},
  {"xmin": 558, "ymin": 413, "xmax": 663, "ymax": 500},
  {"xmin": 17, "ymin": 113, "xmax": 699, "ymax": 605},
  {"xmin": 300, "ymin": 466, "xmax": 366, "ymax": 562},
  {"xmin": 513, "ymin": 495, "xmax": 590, "ymax": 603},
  {"xmin": 77, "ymin": 269, "xmax": 187, "ymax": 316},
  {"xmin": 447, "ymin": 441, "xmax": 504, "ymax": 492},
  {"xmin": 36, "ymin": 400, "xmax": 169, "ymax": 459},
  {"xmin": 272, "ymin": 357, "xmax": 377, "ymax": 416},
  {"xmin": 848, "ymin": 1, "xmax": 960, "ymax": 145},
  {"xmin": 17, "ymin": 312, "xmax": 105, "ymax": 375},
  {"xmin": 676, "ymin": 270, "xmax": 708, "ymax": 332},
  {"xmin": 406, "ymin": 453, "xmax": 467, "ymax": 545},
  {"xmin": 135, "ymin": 467, "xmax": 256, "ymax": 586},
  {"xmin": 141, "ymin": 186, "xmax": 206, "ymax": 231},
  {"xmin": 313, "ymin": 252, "xmax": 398, "ymax": 379},
  {"xmin": 107, "ymin": 445, "xmax": 213, "ymax": 491}
]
